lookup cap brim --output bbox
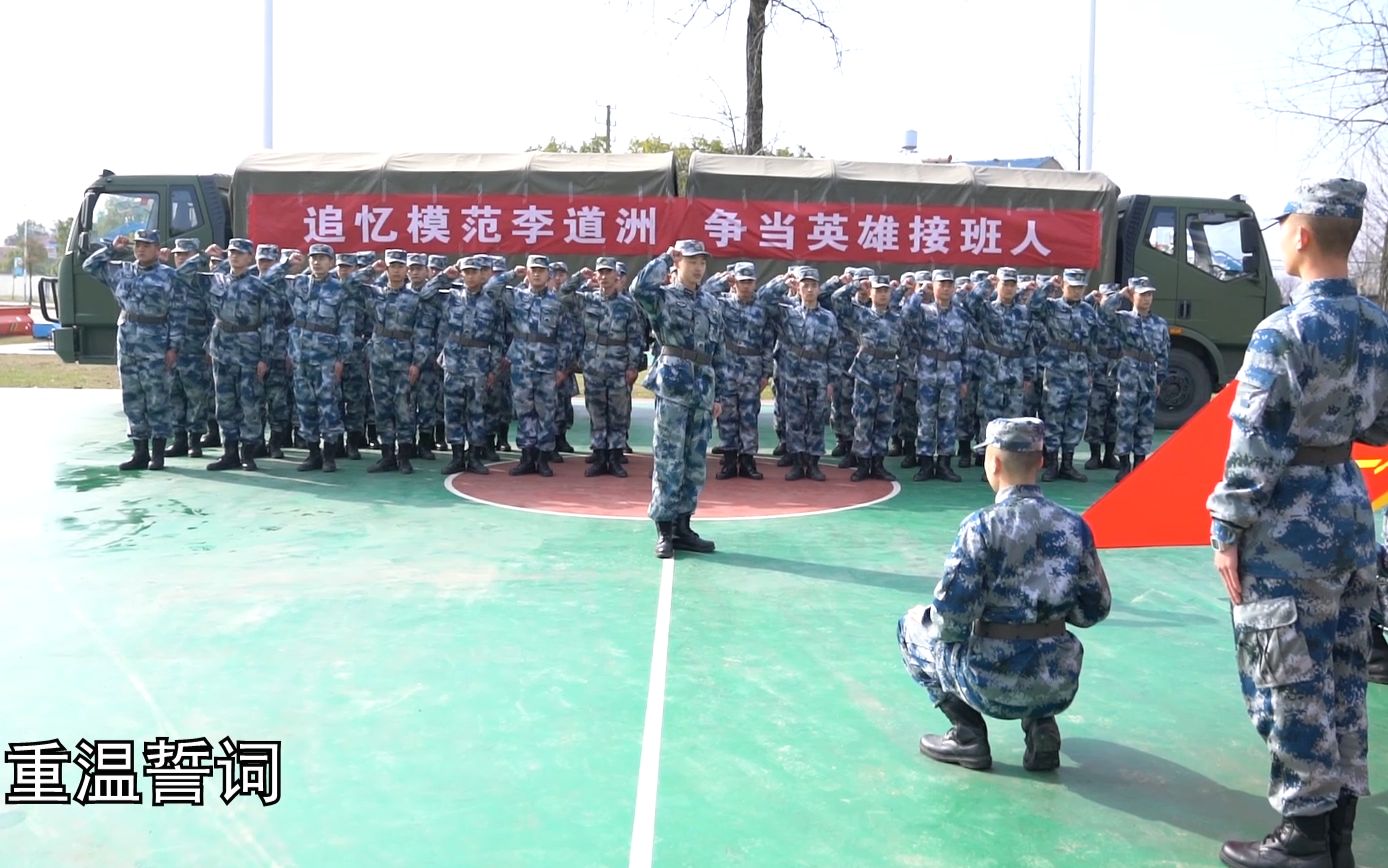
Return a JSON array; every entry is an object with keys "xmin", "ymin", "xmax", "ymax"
[{"xmin": 972, "ymin": 441, "xmax": 991, "ymax": 453}]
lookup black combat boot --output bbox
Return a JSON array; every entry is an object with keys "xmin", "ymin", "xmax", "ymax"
[
  {"xmin": 772, "ymin": 440, "xmax": 787, "ymax": 457},
  {"xmin": 201, "ymin": 420, "xmax": 221, "ymax": 448},
  {"xmin": 268, "ymin": 429, "xmax": 286, "ymax": 459},
  {"xmin": 851, "ymin": 455, "xmax": 872, "ymax": 482},
  {"xmin": 711, "ymin": 443, "xmax": 725, "ymax": 455},
  {"xmin": 555, "ymin": 430, "xmax": 575, "ymax": 453},
  {"xmin": 1021, "ymin": 716, "xmax": 1061, "ymax": 771},
  {"xmin": 149, "ymin": 438, "xmax": 167, "ymax": 471},
  {"xmin": 830, "ymin": 436, "xmax": 849, "ymax": 457},
  {"xmin": 919, "ymin": 695, "xmax": 992, "ymax": 771},
  {"xmin": 496, "ymin": 430, "xmax": 514, "ymax": 453},
  {"xmin": 442, "ymin": 444, "xmax": 467, "ymax": 475},
  {"xmin": 1114, "ymin": 454, "xmax": 1132, "ymax": 482},
  {"xmin": 1058, "ymin": 451, "xmax": 1088, "ymax": 482},
  {"xmin": 1042, "ymin": 450, "xmax": 1060, "ymax": 482},
  {"xmin": 776, "ymin": 448, "xmax": 796, "ymax": 467},
  {"xmin": 187, "ymin": 429, "xmax": 203, "ymax": 458},
  {"xmin": 785, "ymin": 453, "xmax": 807, "ymax": 481},
  {"xmin": 298, "ymin": 442, "xmax": 323, "ymax": 472},
  {"xmin": 606, "ymin": 448, "xmax": 628, "ymax": 477},
  {"xmin": 206, "ymin": 438, "xmax": 239, "ymax": 471},
  {"xmin": 738, "ymin": 453, "xmax": 763, "ymax": 480},
  {"xmin": 587, "ymin": 448, "xmax": 610, "ymax": 478},
  {"xmin": 478, "ymin": 435, "xmax": 498, "ymax": 462},
  {"xmin": 251, "ymin": 435, "xmax": 269, "ymax": 459},
  {"xmin": 901, "ymin": 439, "xmax": 919, "ymax": 468},
  {"xmin": 345, "ymin": 431, "xmax": 363, "ymax": 460},
  {"xmin": 958, "ymin": 438, "xmax": 974, "ymax": 468},
  {"xmin": 888, "ymin": 436, "xmax": 903, "ymax": 457},
  {"xmin": 322, "ymin": 436, "xmax": 340, "ymax": 473},
  {"xmin": 1219, "ymin": 814, "xmax": 1331, "ymax": 868},
  {"xmin": 654, "ymin": 520, "xmax": 675, "ymax": 559},
  {"xmin": 840, "ymin": 450, "xmax": 858, "ymax": 469},
  {"xmin": 369, "ymin": 443, "xmax": 398, "ymax": 473},
  {"xmin": 934, "ymin": 455, "xmax": 962, "ymax": 482},
  {"xmin": 1102, "ymin": 441, "xmax": 1119, "ymax": 469},
  {"xmin": 805, "ymin": 454, "xmax": 826, "ymax": 481},
  {"xmin": 1133, "ymin": 454, "xmax": 1147, "ymax": 471},
  {"xmin": 1084, "ymin": 441, "xmax": 1103, "ymax": 470},
  {"xmin": 1368, "ymin": 626, "xmax": 1388, "ymax": 685},
  {"xmin": 535, "ymin": 447, "xmax": 553, "ymax": 478},
  {"xmin": 870, "ymin": 456, "xmax": 897, "ymax": 482},
  {"xmin": 465, "ymin": 445, "xmax": 491, "ymax": 475},
  {"xmin": 547, "ymin": 449, "xmax": 564, "ymax": 464},
  {"xmin": 1328, "ymin": 793, "xmax": 1357, "ymax": 868},
  {"xmin": 509, "ymin": 447, "xmax": 536, "ymax": 476},
  {"xmin": 366, "ymin": 423, "xmax": 380, "ymax": 449},
  {"xmin": 715, "ymin": 450, "xmax": 737, "ymax": 480},
  {"xmin": 240, "ymin": 439, "xmax": 260, "ymax": 471},
  {"xmin": 673, "ymin": 513, "xmax": 715, "ymax": 553},
  {"xmin": 586, "ymin": 448, "xmax": 601, "ymax": 464},
  {"xmin": 119, "ymin": 439, "xmax": 150, "ymax": 471},
  {"xmin": 434, "ymin": 421, "xmax": 446, "ymax": 446},
  {"xmin": 416, "ymin": 430, "xmax": 436, "ymax": 461},
  {"xmin": 167, "ymin": 430, "xmax": 190, "ymax": 458},
  {"xmin": 397, "ymin": 442, "xmax": 414, "ymax": 475},
  {"xmin": 913, "ymin": 456, "xmax": 935, "ymax": 482}
]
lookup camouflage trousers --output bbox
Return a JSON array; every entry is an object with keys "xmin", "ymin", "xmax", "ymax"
[
  {"xmin": 262, "ymin": 360, "xmax": 294, "ymax": 438},
  {"xmin": 341, "ymin": 352, "xmax": 370, "ymax": 433},
  {"xmin": 1082, "ymin": 363, "xmax": 1115, "ymax": 444},
  {"xmin": 977, "ymin": 356, "xmax": 1030, "ymax": 439},
  {"xmin": 716, "ymin": 369, "xmax": 762, "ymax": 453},
  {"xmin": 831, "ymin": 366, "xmax": 855, "ymax": 440},
  {"xmin": 511, "ymin": 367, "xmax": 558, "ymax": 452},
  {"xmin": 772, "ymin": 373, "xmax": 788, "ymax": 442},
  {"xmin": 1232, "ymin": 569, "xmax": 1373, "ymax": 815},
  {"xmin": 293, "ymin": 362, "xmax": 344, "ymax": 441},
  {"xmin": 895, "ymin": 376, "xmax": 919, "ymax": 442},
  {"xmin": 1115, "ymin": 365, "xmax": 1158, "ymax": 456},
  {"xmin": 649, "ymin": 396, "xmax": 712, "ymax": 522},
  {"xmin": 487, "ymin": 366, "xmax": 514, "ymax": 441},
  {"xmin": 369, "ymin": 362, "xmax": 415, "ymax": 445},
  {"xmin": 556, "ymin": 374, "xmax": 577, "ymax": 434},
  {"xmin": 1043, "ymin": 367, "xmax": 1091, "ymax": 452},
  {"xmin": 416, "ymin": 360, "xmax": 442, "ymax": 429},
  {"xmin": 781, "ymin": 376, "xmax": 830, "ymax": 456},
  {"xmin": 916, "ymin": 362, "xmax": 963, "ymax": 456},
  {"xmin": 212, "ymin": 361, "xmax": 264, "ymax": 443},
  {"xmin": 958, "ymin": 362, "xmax": 982, "ymax": 445},
  {"xmin": 117, "ymin": 348, "xmax": 174, "ymax": 440},
  {"xmin": 584, "ymin": 373, "xmax": 633, "ymax": 450},
  {"xmin": 443, "ymin": 369, "xmax": 490, "ymax": 447},
  {"xmin": 170, "ymin": 352, "xmax": 212, "ymax": 435},
  {"xmin": 1026, "ymin": 365, "xmax": 1046, "ymax": 419},
  {"xmin": 852, "ymin": 375, "xmax": 898, "ymax": 458}
]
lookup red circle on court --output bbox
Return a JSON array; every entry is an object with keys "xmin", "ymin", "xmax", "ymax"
[{"xmin": 444, "ymin": 452, "xmax": 899, "ymax": 520}]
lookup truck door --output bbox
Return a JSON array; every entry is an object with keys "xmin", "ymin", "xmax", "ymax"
[{"xmin": 1174, "ymin": 207, "xmax": 1268, "ymax": 373}]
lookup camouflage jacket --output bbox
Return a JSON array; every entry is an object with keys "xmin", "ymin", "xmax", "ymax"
[
  {"xmin": 560, "ymin": 278, "xmax": 646, "ymax": 379},
  {"xmin": 902, "ymin": 296, "xmax": 976, "ymax": 378},
  {"xmin": 197, "ymin": 263, "xmax": 278, "ymax": 367},
  {"xmin": 1100, "ymin": 294, "xmax": 1170, "ymax": 380},
  {"xmin": 831, "ymin": 285, "xmax": 908, "ymax": 384},
  {"xmin": 1028, "ymin": 293, "xmax": 1100, "ymax": 374},
  {"xmin": 486, "ymin": 276, "xmax": 578, "ymax": 374},
  {"xmin": 632, "ymin": 254, "xmax": 727, "ymax": 408},
  {"xmin": 366, "ymin": 282, "xmax": 436, "ymax": 369},
  {"xmin": 957, "ymin": 290, "xmax": 1037, "ymax": 381},
  {"xmin": 81, "ymin": 246, "xmax": 186, "ymax": 354},
  {"xmin": 438, "ymin": 285, "xmax": 504, "ymax": 378}
]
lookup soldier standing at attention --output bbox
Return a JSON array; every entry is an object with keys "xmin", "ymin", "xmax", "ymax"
[
  {"xmin": 82, "ymin": 229, "xmax": 186, "ymax": 471},
  {"xmin": 761, "ymin": 267, "xmax": 839, "ymax": 482},
  {"xmin": 255, "ymin": 244, "xmax": 294, "ymax": 458},
  {"xmin": 632, "ymin": 241, "xmax": 725, "ymax": 559},
  {"xmin": 1208, "ymin": 179, "xmax": 1388, "ymax": 868},
  {"xmin": 903, "ymin": 269, "xmax": 972, "ymax": 483},
  {"xmin": 1028, "ymin": 268, "xmax": 1101, "ymax": 481},
  {"xmin": 708, "ymin": 261, "xmax": 775, "ymax": 481},
  {"xmin": 1083, "ymin": 283, "xmax": 1124, "ymax": 471},
  {"xmin": 335, "ymin": 253, "xmax": 371, "ymax": 459},
  {"xmin": 436, "ymin": 256, "xmax": 504, "ymax": 475},
  {"xmin": 365, "ymin": 250, "xmax": 435, "ymax": 475},
  {"xmin": 831, "ymin": 275, "xmax": 904, "ymax": 482},
  {"xmin": 1102, "ymin": 277, "xmax": 1169, "ymax": 481},
  {"xmin": 283, "ymin": 244, "xmax": 358, "ymax": 472},
  {"xmin": 898, "ymin": 417, "xmax": 1110, "ymax": 772},
  {"xmin": 165, "ymin": 237, "xmax": 213, "ymax": 460}
]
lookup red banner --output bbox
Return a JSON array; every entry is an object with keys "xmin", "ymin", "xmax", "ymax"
[{"xmin": 246, "ymin": 193, "xmax": 1102, "ymax": 268}]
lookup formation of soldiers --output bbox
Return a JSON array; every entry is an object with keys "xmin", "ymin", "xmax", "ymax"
[{"xmin": 82, "ymin": 232, "xmax": 1173, "ymax": 491}]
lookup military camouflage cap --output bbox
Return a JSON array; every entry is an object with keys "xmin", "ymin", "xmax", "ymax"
[
  {"xmin": 973, "ymin": 416, "xmax": 1046, "ymax": 453},
  {"xmin": 1063, "ymin": 268, "xmax": 1088, "ymax": 286},
  {"xmin": 872, "ymin": 276, "xmax": 892, "ymax": 289},
  {"xmin": 853, "ymin": 267, "xmax": 874, "ymax": 281},
  {"xmin": 132, "ymin": 229, "xmax": 160, "ymax": 244},
  {"xmin": 427, "ymin": 254, "xmax": 449, "ymax": 270},
  {"xmin": 1129, "ymin": 275, "xmax": 1156, "ymax": 293},
  {"xmin": 255, "ymin": 243, "xmax": 280, "ymax": 261},
  {"xmin": 227, "ymin": 238, "xmax": 254, "ymax": 254},
  {"xmin": 335, "ymin": 253, "xmax": 356, "ymax": 267},
  {"xmin": 732, "ymin": 261, "xmax": 756, "ymax": 280},
  {"xmin": 405, "ymin": 253, "xmax": 428, "ymax": 267},
  {"xmin": 996, "ymin": 266, "xmax": 1019, "ymax": 282},
  {"xmin": 673, "ymin": 239, "xmax": 708, "ymax": 257},
  {"xmin": 595, "ymin": 256, "xmax": 618, "ymax": 272},
  {"xmin": 932, "ymin": 268, "xmax": 955, "ymax": 282},
  {"xmin": 308, "ymin": 243, "xmax": 334, "ymax": 258},
  {"xmin": 549, "ymin": 260, "xmax": 569, "ymax": 274},
  {"xmin": 490, "ymin": 256, "xmax": 507, "ymax": 271},
  {"xmin": 796, "ymin": 265, "xmax": 821, "ymax": 282},
  {"xmin": 356, "ymin": 251, "xmax": 378, "ymax": 267},
  {"xmin": 1099, "ymin": 282, "xmax": 1121, "ymax": 294},
  {"xmin": 1019, "ymin": 274, "xmax": 1035, "ymax": 283},
  {"xmin": 1276, "ymin": 177, "xmax": 1367, "ymax": 222},
  {"xmin": 384, "ymin": 249, "xmax": 408, "ymax": 264},
  {"xmin": 283, "ymin": 248, "xmax": 302, "ymax": 260},
  {"xmin": 914, "ymin": 270, "xmax": 930, "ymax": 282},
  {"xmin": 970, "ymin": 270, "xmax": 990, "ymax": 283},
  {"xmin": 461, "ymin": 255, "xmax": 490, "ymax": 270},
  {"xmin": 900, "ymin": 271, "xmax": 916, "ymax": 283},
  {"xmin": 171, "ymin": 238, "xmax": 199, "ymax": 253},
  {"xmin": 616, "ymin": 261, "xmax": 628, "ymax": 276},
  {"xmin": 526, "ymin": 254, "xmax": 550, "ymax": 269}
]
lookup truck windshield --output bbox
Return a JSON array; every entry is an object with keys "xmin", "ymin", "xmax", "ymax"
[
  {"xmin": 1186, "ymin": 213, "xmax": 1254, "ymax": 281},
  {"xmin": 89, "ymin": 192, "xmax": 160, "ymax": 242}
]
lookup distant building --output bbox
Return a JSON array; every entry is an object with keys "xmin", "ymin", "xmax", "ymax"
[{"xmin": 960, "ymin": 156, "xmax": 1065, "ymax": 170}]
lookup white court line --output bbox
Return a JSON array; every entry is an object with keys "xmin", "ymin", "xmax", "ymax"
[{"xmin": 629, "ymin": 557, "xmax": 675, "ymax": 868}]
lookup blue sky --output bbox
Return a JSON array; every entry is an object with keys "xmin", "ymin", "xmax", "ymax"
[{"xmin": 5, "ymin": 0, "xmax": 1366, "ymax": 254}]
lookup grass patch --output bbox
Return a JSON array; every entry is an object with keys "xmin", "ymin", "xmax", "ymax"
[{"xmin": 0, "ymin": 337, "xmax": 118, "ymax": 389}]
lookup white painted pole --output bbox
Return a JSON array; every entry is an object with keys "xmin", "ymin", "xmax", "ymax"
[
  {"xmin": 263, "ymin": 0, "xmax": 274, "ymax": 149},
  {"xmin": 1083, "ymin": 0, "xmax": 1096, "ymax": 171}
]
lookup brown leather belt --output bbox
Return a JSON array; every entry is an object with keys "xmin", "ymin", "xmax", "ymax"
[
  {"xmin": 984, "ymin": 342, "xmax": 1025, "ymax": 360},
  {"xmin": 524, "ymin": 334, "xmax": 558, "ymax": 345},
  {"xmin": 1101, "ymin": 348, "xmax": 1121, "ymax": 360},
  {"xmin": 378, "ymin": 327, "xmax": 414, "ymax": 340},
  {"xmin": 294, "ymin": 319, "xmax": 337, "ymax": 335},
  {"xmin": 452, "ymin": 337, "xmax": 491, "ymax": 349},
  {"xmin": 597, "ymin": 336, "xmax": 631, "ymax": 347},
  {"xmin": 1289, "ymin": 444, "xmax": 1352, "ymax": 466},
  {"xmin": 1053, "ymin": 338, "xmax": 1087, "ymax": 354},
  {"xmin": 125, "ymin": 313, "xmax": 168, "ymax": 325},
  {"xmin": 216, "ymin": 319, "xmax": 261, "ymax": 333},
  {"xmin": 859, "ymin": 345, "xmax": 897, "ymax": 360},
  {"xmin": 726, "ymin": 341, "xmax": 763, "ymax": 356},
  {"xmin": 1123, "ymin": 349, "xmax": 1157, "ymax": 363},
  {"xmin": 974, "ymin": 620, "xmax": 1066, "ymax": 640},
  {"xmin": 921, "ymin": 349, "xmax": 962, "ymax": 363},
  {"xmin": 788, "ymin": 345, "xmax": 829, "ymax": 363},
  {"xmin": 661, "ymin": 345, "xmax": 712, "ymax": 366}
]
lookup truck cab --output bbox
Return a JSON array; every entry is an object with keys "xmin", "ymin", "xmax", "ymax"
[
  {"xmin": 44, "ymin": 171, "xmax": 230, "ymax": 363},
  {"xmin": 1114, "ymin": 194, "xmax": 1278, "ymax": 427}
]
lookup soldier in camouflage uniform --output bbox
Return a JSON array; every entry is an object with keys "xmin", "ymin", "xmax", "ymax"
[
  {"xmin": 957, "ymin": 267, "xmax": 1036, "ymax": 480},
  {"xmin": 560, "ymin": 257, "xmax": 645, "ymax": 478},
  {"xmin": 485, "ymin": 256, "xmax": 516, "ymax": 457},
  {"xmin": 335, "ymin": 254, "xmax": 371, "ymax": 459},
  {"xmin": 1101, "ymin": 277, "xmax": 1170, "ymax": 481},
  {"xmin": 548, "ymin": 261, "xmax": 580, "ymax": 457},
  {"xmin": 903, "ymin": 269, "xmax": 973, "ymax": 482},
  {"xmin": 1374, "ymin": 525, "xmax": 1388, "ymax": 685},
  {"xmin": 829, "ymin": 268, "xmax": 872, "ymax": 459},
  {"xmin": 364, "ymin": 249, "xmax": 439, "ymax": 475},
  {"xmin": 1029, "ymin": 268, "xmax": 1101, "ymax": 481},
  {"xmin": 1083, "ymin": 283, "xmax": 1123, "ymax": 470},
  {"xmin": 898, "ymin": 417, "xmax": 1110, "ymax": 772},
  {"xmin": 427, "ymin": 254, "xmax": 451, "ymax": 448},
  {"xmin": 189, "ymin": 239, "xmax": 277, "ymax": 471},
  {"xmin": 832, "ymin": 275, "xmax": 904, "ymax": 482},
  {"xmin": 633, "ymin": 240, "xmax": 726, "ymax": 559},
  {"xmin": 406, "ymin": 253, "xmax": 444, "ymax": 460},
  {"xmin": 486, "ymin": 254, "xmax": 578, "ymax": 478},
  {"xmin": 165, "ymin": 237, "xmax": 213, "ymax": 459},
  {"xmin": 1208, "ymin": 178, "xmax": 1386, "ymax": 868},
  {"xmin": 706, "ymin": 262, "xmax": 775, "ymax": 480},
  {"xmin": 81, "ymin": 229, "xmax": 186, "ymax": 470},
  {"xmin": 891, "ymin": 274, "xmax": 923, "ymax": 464},
  {"xmin": 760, "ymin": 267, "xmax": 839, "ymax": 482},
  {"xmin": 254, "ymin": 244, "xmax": 294, "ymax": 458},
  {"xmin": 954, "ymin": 271, "xmax": 991, "ymax": 467},
  {"xmin": 436, "ymin": 256, "xmax": 505, "ymax": 475}
]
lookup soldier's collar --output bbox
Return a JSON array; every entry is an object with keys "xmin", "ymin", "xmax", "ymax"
[
  {"xmin": 994, "ymin": 482, "xmax": 1044, "ymax": 503},
  {"xmin": 1291, "ymin": 277, "xmax": 1356, "ymax": 304}
]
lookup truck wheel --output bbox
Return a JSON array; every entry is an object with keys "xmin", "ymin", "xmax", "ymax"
[{"xmin": 1156, "ymin": 347, "xmax": 1212, "ymax": 429}]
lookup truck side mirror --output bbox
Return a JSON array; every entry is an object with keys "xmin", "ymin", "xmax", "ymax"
[
  {"xmin": 77, "ymin": 231, "xmax": 90, "ymax": 253},
  {"xmin": 1239, "ymin": 217, "xmax": 1261, "ymax": 279}
]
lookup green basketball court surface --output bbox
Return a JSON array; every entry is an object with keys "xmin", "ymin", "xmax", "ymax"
[{"xmin": 0, "ymin": 388, "xmax": 1383, "ymax": 866}]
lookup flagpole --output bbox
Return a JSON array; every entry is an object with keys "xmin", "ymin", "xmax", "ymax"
[
  {"xmin": 263, "ymin": 0, "xmax": 274, "ymax": 149},
  {"xmin": 1083, "ymin": 0, "xmax": 1096, "ymax": 170}
]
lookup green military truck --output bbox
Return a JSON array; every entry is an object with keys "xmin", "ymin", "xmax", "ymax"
[{"xmin": 42, "ymin": 152, "xmax": 1277, "ymax": 428}]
